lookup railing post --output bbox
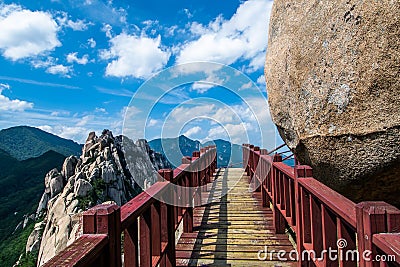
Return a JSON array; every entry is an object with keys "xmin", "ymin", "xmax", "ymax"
[
  {"xmin": 124, "ymin": 218, "xmax": 139, "ymax": 267},
  {"xmin": 356, "ymin": 202, "xmax": 400, "ymax": 267},
  {"xmin": 192, "ymin": 151, "xmax": 202, "ymax": 205},
  {"xmin": 272, "ymin": 154, "xmax": 285, "ymax": 234},
  {"xmin": 83, "ymin": 208, "xmax": 108, "ymax": 267},
  {"xmin": 294, "ymin": 165, "xmax": 313, "ymax": 267},
  {"xmin": 242, "ymin": 144, "xmax": 249, "ymax": 175},
  {"xmin": 158, "ymin": 169, "xmax": 176, "ymax": 267},
  {"xmin": 253, "ymin": 146, "xmax": 261, "ymax": 192},
  {"xmin": 249, "ymin": 145, "xmax": 254, "ymax": 181},
  {"xmin": 212, "ymin": 146, "xmax": 217, "ymax": 173},
  {"xmin": 83, "ymin": 204, "xmax": 122, "ymax": 267},
  {"xmin": 200, "ymin": 148, "xmax": 207, "ymax": 189},
  {"xmin": 140, "ymin": 208, "xmax": 152, "ymax": 267},
  {"xmin": 260, "ymin": 149, "xmax": 269, "ymax": 207},
  {"xmin": 182, "ymin": 157, "xmax": 193, "ymax": 233},
  {"xmin": 151, "ymin": 203, "xmax": 162, "ymax": 260}
]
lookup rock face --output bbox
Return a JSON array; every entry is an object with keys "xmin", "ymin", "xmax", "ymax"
[
  {"xmin": 23, "ymin": 130, "xmax": 170, "ymax": 266},
  {"xmin": 265, "ymin": 1, "xmax": 400, "ymax": 203}
]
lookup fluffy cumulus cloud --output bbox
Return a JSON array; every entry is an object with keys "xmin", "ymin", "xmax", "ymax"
[
  {"xmin": 206, "ymin": 123, "xmax": 249, "ymax": 144},
  {"xmin": 0, "ymin": 4, "xmax": 61, "ymax": 60},
  {"xmin": 100, "ymin": 33, "xmax": 170, "ymax": 79},
  {"xmin": 0, "ymin": 83, "xmax": 34, "ymax": 111},
  {"xmin": 67, "ymin": 52, "xmax": 89, "ymax": 65},
  {"xmin": 163, "ymin": 96, "xmax": 275, "ymax": 146},
  {"xmin": 147, "ymin": 119, "xmax": 159, "ymax": 127},
  {"xmin": 183, "ymin": 126, "xmax": 202, "ymax": 138},
  {"xmin": 56, "ymin": 12, "xmax": 91, "ymax": 31},
  {"xmin": 177, "ymin": 0, "xmax": 273, "ymax": 72},
  {"xmin": 38, "ymin": 125, "xmax": 90, "ymax": 142},
  {"xmin": 165, "ymin": 103, "xmax": 254, "ymax": 142},
  {"xmin": 46, "ymin": 64, "xmax": 72, "ymax": 77},
  {"xmin": 87, "ymin": 38, "xmax": 96, "ymax": 48},
  {"xmin": 66, "ymin": 19, "xmax": 90, "ymax": 31},
  {"xmin": 257, "ymin": 75, "xmax": 266, "ymax": 86},
  {"xmin": 191, "ymin": 71, "xmax": 225, "ymax": 93}
]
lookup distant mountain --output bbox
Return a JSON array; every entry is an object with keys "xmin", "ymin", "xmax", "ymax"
[
  {"xmin": 0, "ymin": 150, "xmax": 65, "ymax": 266},
  {"xmin": 149, "ymin": 135, "xmax": 243, "ymax": 168},
  {"xmin": 0, "ymin": 126, "xmax": 82, "ymax": 160},
  {"xmin": 203, "ymin": 139, "xmax": 243, "ymax": 167},
  {"xmin": 149, "ymin": 135, "xmax": 201, "ymax": 167}
]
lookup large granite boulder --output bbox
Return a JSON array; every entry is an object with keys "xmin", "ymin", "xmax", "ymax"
[{"xmin": 265, "ymin": 1, "xmax": 400, "ymax": 205}]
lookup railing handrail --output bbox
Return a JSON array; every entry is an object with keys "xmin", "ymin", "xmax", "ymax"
[
  {"xmin": 43, "ymin": 145, "xmax": 217, "ymax": 267},
  {"xmin": 243, "ymin": 144, "xmax": 400, "ymax": 266}
]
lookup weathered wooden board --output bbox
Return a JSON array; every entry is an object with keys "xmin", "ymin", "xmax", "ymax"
[{"xmin": 176, "ymin": 168, "xmax": 296, "ymax": 266}]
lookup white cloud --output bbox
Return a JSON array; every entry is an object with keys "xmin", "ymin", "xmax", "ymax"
[
  {"xmin": 257, "ymin": 75, "xmax": 266, "ymax": 85},
  {"xmin": 95, "ymin": 107, "xmax": 107, "ymax": 114},
  {"xmin": 102, "ymin": 24, "xmax": 113, "ymax": 38},
  {"xmin": 183, "ymin": 126, "xmax": 201, "ymax": 138},
  {"xmin": 0, "ymin": 83, "xmax": 34, "ymax": 111},
  {"xmin": 206, "ymin": 123, "xmax": 248, "ymax": 144},
  {"xmin": 67, "ymin": 19, "xmax": 90, "ymax": 31},
  {"xmin": 165, "ymin": 25, "xmax": 178, "ymax": 37},
  {"xmin": 0, "ymin": 4, "xmax": 61, "ymax": 60},
  {"xmin": 176, "ymin": 0, "xmax": 273, "ymax": 72},
  {"xmin": 183, "ymin": 8, "xmax": 193, "ymax": 19},
  {"xmin": 0, "ymin": 83, "xmax": 10, "ymax": 90},
  {"xmin": 191, "ymin": 82, "xmax": 215, "ymax": 94},
  {"xmin": 31, "ymin": 57, "xmax": 55, "ymax": 69},
  {"xmin": 46, "ymin": 64, "xmax": 72, "ymax": 77},
  {"xmin": 56, "ymin": 13, "xmax": 91, "ymax": 31},
  {"xmin": 38, "ymin": 125, "xmax": 89, "ymax": 142},
  {"xmin": 96, "ymin": 86, "xmax": 134, "ymax": 97},
  {"xmin": 147, "ymin": 119, "xmax": 159, "ymax": 127},
  {"xmin": 0, "ymin": 75, "xmax": 80, "ymax": 89},
  {"xmin": 240, "ymin": 81, "xmax": 252, "ymax": 90},
  {"xmin": 100, "ymin": 33, "xmax": 170, "ymax": 79},
  {"xmin": 88, "ymin": 38, "xmax": 96, "ymax": 48},
  {"xmin": 76, "ymin": 115, "xmax": 94, "ymax": 127},
  {"xmin": 67, "ymin": 52, "xmax": 89, "ymax": 65},
  {"xmin": 191, "ymin": 71, "xmax": 224, "ymax": 93},
  {"xmin": 50, "ymin": 110, "xmax": 70, "ymax": 116}
]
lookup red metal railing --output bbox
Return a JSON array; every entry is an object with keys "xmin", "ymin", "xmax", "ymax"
[
  {"xmin": 243, "ymin": 144, "xmax": 400, "ymax": 267},
  {"xmin": 43, "ymin": 146, "xmax": 217, "ymax": 267}
]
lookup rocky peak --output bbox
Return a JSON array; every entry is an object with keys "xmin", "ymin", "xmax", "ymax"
[{"xmin": 20, "ymin": 130, "xmax": 170, "ymax": 266}]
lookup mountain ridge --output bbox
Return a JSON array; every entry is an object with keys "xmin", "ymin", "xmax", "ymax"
[
  {"xmin": 0, "ymin": 126, "xmax": 82, "ymax": 161},
  {"xmin": 0, "ymin": 150, "xmax": 66, "ymax": 266},
  {"xmin": 149, "ymin": 135, "xmax": 242, "ymax": 168}
]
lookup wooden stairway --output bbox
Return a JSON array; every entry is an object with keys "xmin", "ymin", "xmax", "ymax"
[{"xmin": 176, "ymin": 168, "xmax": 296, "ymax": 266}]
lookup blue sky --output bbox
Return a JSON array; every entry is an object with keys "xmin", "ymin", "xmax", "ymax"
[{"xmin": 0, "ymin": 0, "xmax": 282, "ymax": 148}]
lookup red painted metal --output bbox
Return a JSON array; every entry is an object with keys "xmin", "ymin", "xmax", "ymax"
[
  {"xmin": 42, "ymin": 146, "xmax": 216, "ymax": 267},
  {"xmin": 243, "ymin": 144, "xmax": 400, "ymax": 266}
]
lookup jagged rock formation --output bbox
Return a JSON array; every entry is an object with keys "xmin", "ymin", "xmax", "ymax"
[
  {"xmin": 265, "ymin": 1, "xmax": 400, "ymax": 204},
  {"xmin": 22, "ymin": 130, "xmax": 170, "ymax": 266}
]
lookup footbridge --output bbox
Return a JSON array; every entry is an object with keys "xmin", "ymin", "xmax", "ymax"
[{"xmin": 43, "ymin": 145, "xmax": 400, "ymax": 267}]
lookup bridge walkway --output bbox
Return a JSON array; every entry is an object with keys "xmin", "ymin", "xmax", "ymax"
[{"xmin": 176, "ymin": 168, "xmax": 296, "ymax": 266}]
